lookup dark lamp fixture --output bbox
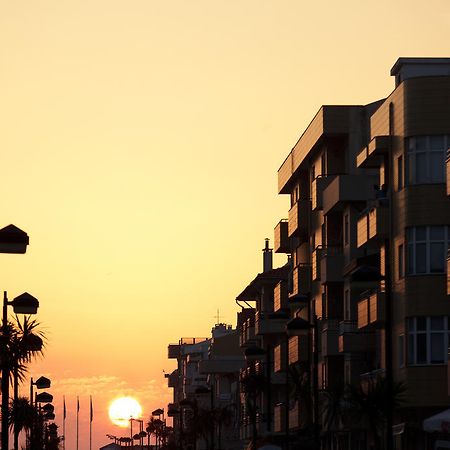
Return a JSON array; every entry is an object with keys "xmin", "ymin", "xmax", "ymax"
[
  {"xmin": 36, "ymin": 392, "xmax": 53, "ymax": 403},
  {"xmin": 167, "ymin": 408, "xmax": 179, "ymax": 417},
  {"xmin": 34, "ymin": 376, "xmax": 51, "ymax": 389},
  {"xmin": 244, "ymin": 346, "xmax": 266, "ymax": 362},
  {"xmin": 42, "ymin": 403, "xmax": 54, "ymax": 413},
  {"xmin": 11, "ymin": 292, "xmax": 39, "ymax": 314},
  {"xmin": 44, "ymin": 412, "xmax": 55, "ymax": 421},
  {"xmin": 286, "ymin": 317, "xmax": 311, "ymax": 336},
  {"xmin": 0, "ymin": 225, "xmax": 29, "ymax": 254}
]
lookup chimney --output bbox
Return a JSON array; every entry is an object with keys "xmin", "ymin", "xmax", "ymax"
[{"xmin": 263, "ymin": 238, "xmax": 273, "ymax": 272}]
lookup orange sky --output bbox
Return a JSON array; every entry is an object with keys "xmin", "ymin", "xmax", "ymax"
[{"xmin": 0, "ymin": 0, "xmax": 449, "ymax": 448}]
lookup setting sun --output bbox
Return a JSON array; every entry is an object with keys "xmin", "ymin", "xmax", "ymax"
[{"xmin": 108, "ymin": 397, "xmax": 142, "ymax": 427}]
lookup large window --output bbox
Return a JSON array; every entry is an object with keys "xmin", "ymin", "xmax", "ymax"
[
  {"xmin": 407, "ymin": 317, "xmax": 450, "ymax": 365},
  {"xmin": 407, "ymin": 226, "xmax": 450, "ymax": 274},
  {"xmin": 407, "ymin": 135, "xmax": 449, "ymax": 184}
]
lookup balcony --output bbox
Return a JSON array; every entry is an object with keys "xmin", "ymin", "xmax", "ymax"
[
  {"xmin": 288, "ymin": 200, "xmax": 310, "ymax": 238},
  {"xmin": 274, "ymin": 220, "xmax": 290, "ymax": 253},
  {"xmin": 312, "ymin": 247, "xmax": 323, "ymax": 281},
  {"xmin": 357, "ymin": 290, "xmax": 386, "ymax": 329},
  {"xmin": 240, "ymin": 317, "xmax": 256, "ymax": 347},
  {"xmin": 288, "ymin": 335, "xmax": 309, "ymax": 364},
  {"xmin": 289, "ymin": 401, "xmax": 301, "ymax": 430},
  {"xmin": 357, "ymin": 203, "xmax": 389, "ymax": 248},
  {"xmin": 311, "ymin": 175, "xmax": 330, "ymax": 210},
  {"xmin": 338, "ymin": 320, "xmax": 376, "ymax": 353},
  {"xmin": 274, "ymin": 281, "xmax": 288, "ymax": 312},
  {"xmin": 321, "ymin": 320, "xmax": 340, "ymax": 356},
  {"xmin": 255, "ymin": 311, "xmax": 289, "ymax": 335},
  {"xmin": 165, "ymin": 370, "xmax": 178, "ymax": 388},
  {"xmin": 322, "ymin": 174, "xmax": 378, "ymax": 215},
  {"xmin": 168, "ymin": 344, "xmax": 180, "ymax": 359},
  {"xmin": 198, "ymin": 359, "xmax": 245, "ymax": 374},
  {"xmin": 290, "ymin": 264, "xmax": 312, "ymax": 298},
  {"xmin": 274, "ymin": 403, "xmax": 286, "ymax": 433},
  {"xmin": 320, "ymin": 246, "xmax": 344, "ymax": 283},
  {"xmin": 356, "ymin": 135, "xmax": 390, "ymax": 168},
  {"xmin": 274, "ymin": 343, "xmax": 286, "ymax": 373}
]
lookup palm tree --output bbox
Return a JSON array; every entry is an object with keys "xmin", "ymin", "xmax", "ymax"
[
  {"xmin": 320, "ymin": 383, "xmax": 350, "ymax": 450},
  {"xmin": 240, "ymin": 371, "xmax": 267, "ymax": 450},
  {"xmin": 346, "ymin": 376, "xmax": 406, "ymax": 450},
  {"xmin": 7, "ymin": 316, "xmax": 46, "ymax": 450}
]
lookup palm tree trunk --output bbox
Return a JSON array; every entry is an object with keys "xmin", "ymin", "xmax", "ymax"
[{"xmin": 14, "ymin": 363, "xmax": 19, "ymax": 450}]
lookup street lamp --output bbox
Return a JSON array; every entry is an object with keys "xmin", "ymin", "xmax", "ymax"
[
  {"xmin": 0, "ymin": 225, "xmax": 29, "ymax": 254},
  {"xmin": 2, "ymin": 291, "xmax": 39, "ymax": 450}
]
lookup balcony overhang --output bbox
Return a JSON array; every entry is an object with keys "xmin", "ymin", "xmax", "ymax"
[{"xmin": 356, "ymin": 135, "xmax": 390, "ymax": 168}]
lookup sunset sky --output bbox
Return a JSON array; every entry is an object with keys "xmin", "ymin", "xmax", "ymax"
[{"xmin": 0, "ymin": 0, "xmax": 449, "ymax": 448}]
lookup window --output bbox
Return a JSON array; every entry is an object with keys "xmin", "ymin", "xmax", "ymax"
[
  {"xmin": 398, "ymin": 244, "xmax": 404, "ymax": 279},
  {"xmin": 407, "ymin": 317, "xmax": 450, "ymax": 365},
  {"xmin": 397, "ymin": 155, "xmax": 403, "ymax": 190},
  {"xmin": 407, "ymin": 226, "xmax": 449, "ymax": 274},
  {"xmin": 407, "ymin": 135, "xmax": 449, "ymax": 184}
]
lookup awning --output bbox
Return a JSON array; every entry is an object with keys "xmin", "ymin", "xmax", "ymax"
[{"xmin": 423, "ymin": 408, "xmax": 450, "ymax": 433}]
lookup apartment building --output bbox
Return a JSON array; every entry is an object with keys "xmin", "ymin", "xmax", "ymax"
[
  {"xmin": 235, "ymin": 239, "xmax": 292, "ymax": 448},
  {"xmin": 167, "ymin": 324, "xmax": 244, "ymax": 450},
  {"xmin": 275, "ymin": 57, "xmax": 450, "ymax": 450}
]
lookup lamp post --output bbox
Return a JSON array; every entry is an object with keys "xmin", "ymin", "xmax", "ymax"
[
  {"xmin": 2, "ymin": 291, "xmax": 39, "ymax": 450},
  {"xmin": 29, "ymin": 377, "xmax": 50, "ymax": 450},
  {"xmin": 286, "ymin": 314, "xmax": 319, "ymax": 450}
]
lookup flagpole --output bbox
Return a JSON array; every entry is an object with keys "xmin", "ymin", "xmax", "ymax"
[
  {"xmin": 63, "ymin": 396, "xmax": 66, "ymax": 450},
  {"xmin": 76, "ymin": 396, "xmax": 79, "ymax": 450},
  {"xmin": 89, "ymin": 395, "xmax": 93, "ymax": 450}
]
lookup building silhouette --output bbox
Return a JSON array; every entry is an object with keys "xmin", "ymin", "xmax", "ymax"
[{"xmin": 166, "ymin": 57, "xmax": 450, "ymax": 450}]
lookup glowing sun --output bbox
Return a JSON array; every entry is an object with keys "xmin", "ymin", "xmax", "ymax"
[{"xmin": 108, "ymin": 397, "xmax": 142, "ymax": 427}]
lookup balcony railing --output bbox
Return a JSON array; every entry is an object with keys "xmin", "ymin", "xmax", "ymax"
[
  {"xmin": 320, "ymin": 246, "xmax": 344, "ymax": 283},
  {"xmin": 274, "ymin": 343, "xmax": 286, "ymax": 373},
  {"xmin": 321, "ymin": 319, "xmax": 340, "ymax": 356},
  {"xmin": 339, "ymin": 320, "xmax": 376, "ymax": 353},
  {"xmin": 274, "ymin": 403, "xmax": 286, "ymax": 433},
  {"xmin": 311, "ymin": 175, "xmax": 330, "ymax": 210},
  {"xmin": 240, "ymin": 317, "xmax": 256, "ymax": 347},
  {"xmin": 255, "ymin": 311, "xmax": 289, "ymax": 335},
  {"xmin": 290, "ymin": 264, "xmax": 312, "ymax": 297},
  {"xmin": 274, "ymin": 281, "xmax": 288, "ymax": 312},
  {"xmin": 288, "ymin": 335, "xmax": 309, "ymax": 364},
  {"xmin": 356, "ymin": 135, "xmax": 390, "ymax": 168},
  {"xmin": 312, "ymin": 246, "xmax": 323, "ymax": 281},
  {"xmin": 288, "ymin": 199, "xmax": 310, "ymax": 238},
  {"xmin": 322, "ymin": 174, "xmax": 378, "ymax": 215},
  {"xmin": 357, "ymin": 289, "xmax": 386, "ymax": 329},
  {"xmin": 274, "ymin": 219, "xmax": 290, "ymax": 253}
]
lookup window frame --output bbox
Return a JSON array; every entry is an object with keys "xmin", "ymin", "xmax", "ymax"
[
  {"xmin": 407, "ymin": 316, "xmax": 450, "ymax": 366},
  {"xmin": 406, "ymin": 226, "xmax": 449, "ymax": 275},
  {"xmin": 407, "ymin": 135, "xmax": 449, "ymax": 185}
]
